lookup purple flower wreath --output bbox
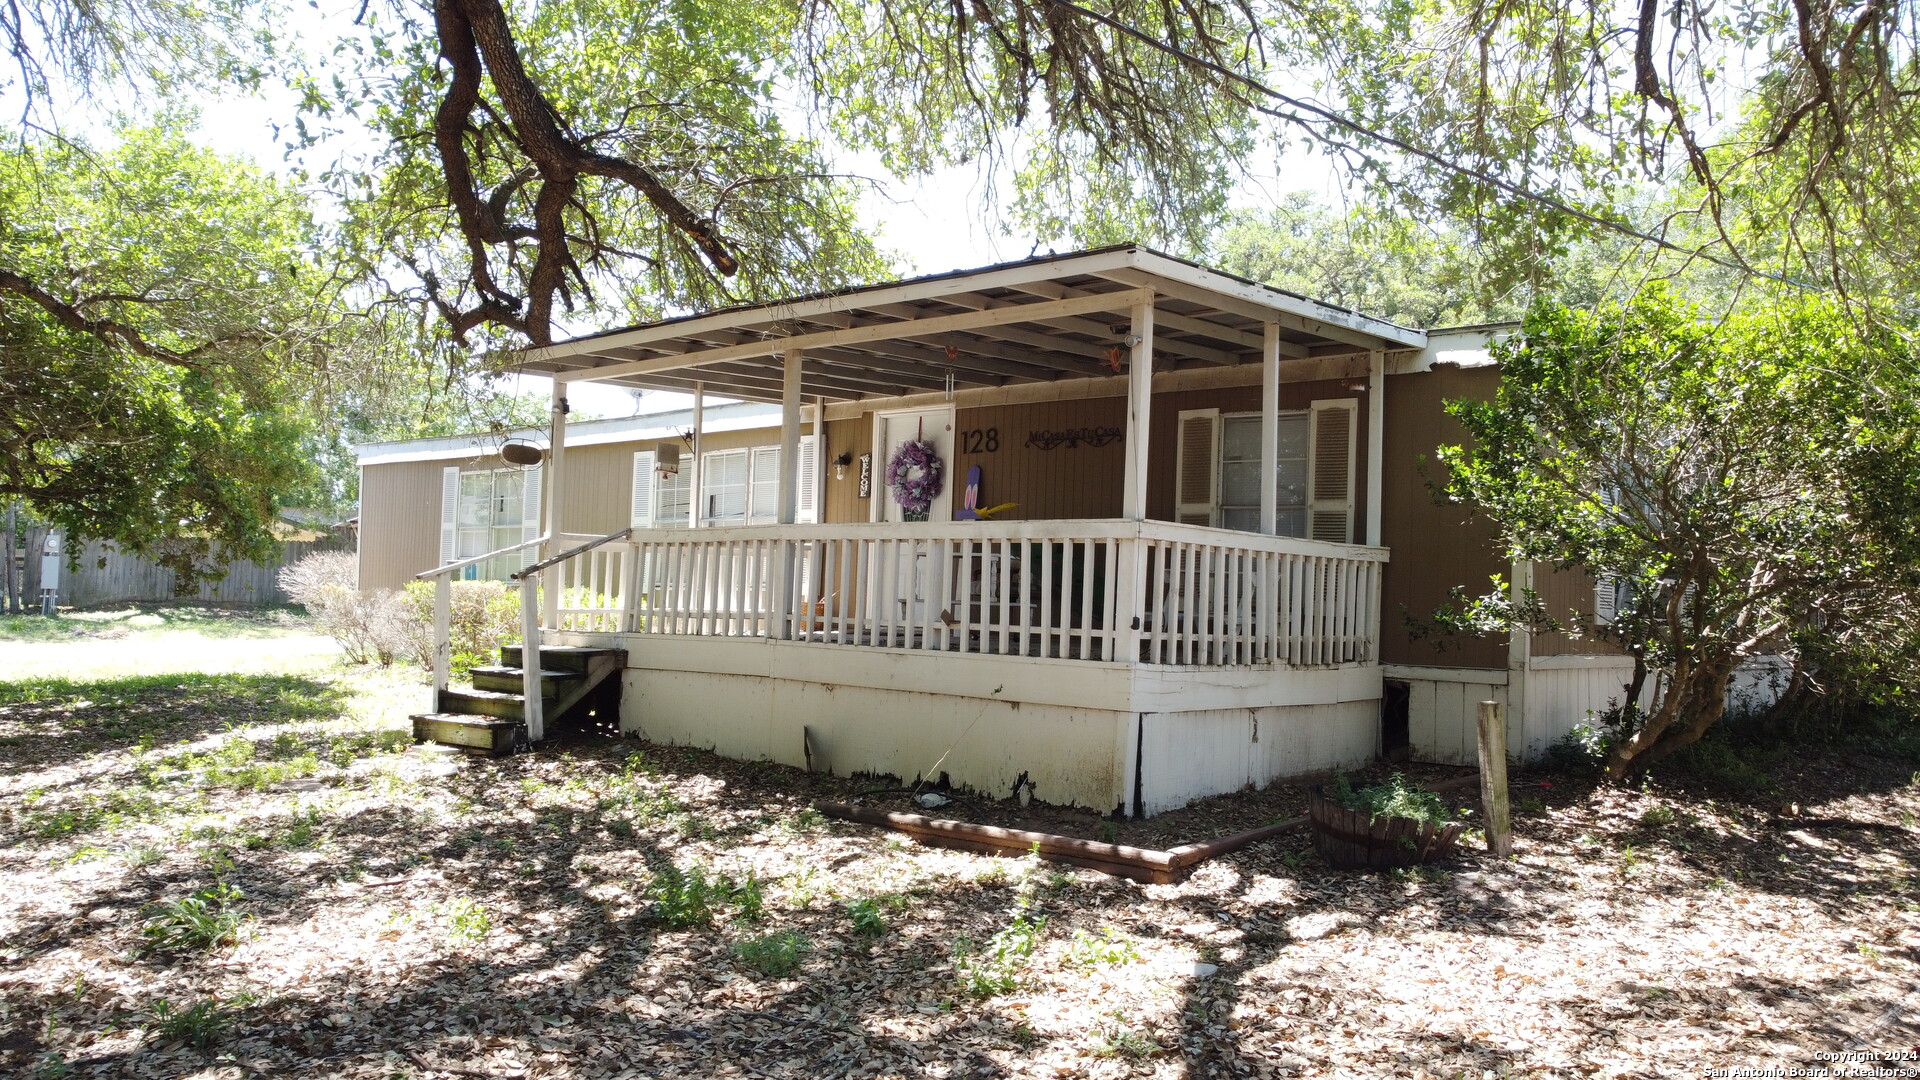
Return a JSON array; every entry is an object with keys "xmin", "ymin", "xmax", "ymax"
[{"xmin": 886, "ymin": 439, "xmax": 945, "ymax": 520}]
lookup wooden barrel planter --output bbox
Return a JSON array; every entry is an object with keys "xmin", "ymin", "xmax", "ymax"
[{"xmin": 1307, "ymin": 786, "xmax": 1465, "ymax": 871}]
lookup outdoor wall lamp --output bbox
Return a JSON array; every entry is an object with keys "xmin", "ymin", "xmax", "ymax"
[{"xmin": 832, "ymin": 451, "xmax": 854, "ymax": 481}]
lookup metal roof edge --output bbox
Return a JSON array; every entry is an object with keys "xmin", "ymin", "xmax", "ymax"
[{"xmin": 354, "ymin": 399, "xmax": 783, "ymax": 465}]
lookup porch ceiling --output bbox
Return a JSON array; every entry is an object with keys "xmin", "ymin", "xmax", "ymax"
[{"xmin": 521, "ymin": 244, "xmax": 1427, "ymax": 404}]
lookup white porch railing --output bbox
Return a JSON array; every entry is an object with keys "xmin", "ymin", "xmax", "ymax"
[{"xmin": 544, "ymin": 519, "xmax": 1385, "ymax": 668}]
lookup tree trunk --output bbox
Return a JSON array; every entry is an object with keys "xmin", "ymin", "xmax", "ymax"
[
  {"xmin": 22, "ymin": 525, "xmax": 47, "ymax": 609},
  {"xmin": 2, "ymin": 502, "xmax": 15, "ymax": 614},
  {"xmin": 1603, "ymin": 661, "xmax": 1737, "ymax": 778}
]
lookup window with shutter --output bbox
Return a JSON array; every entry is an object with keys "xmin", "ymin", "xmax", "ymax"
[
  {"xmin": 1175, "ymin": 409, "xmax": 1221, "ymax": 527},
  {"xmin": 1307, "ymin": 399, "xmax": 1357, "ymax": 543}
]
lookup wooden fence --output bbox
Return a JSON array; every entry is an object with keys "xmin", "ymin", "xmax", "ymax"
[{"xmin": 57, "ymin": 539, "xmax": 337, "ymax": 608}]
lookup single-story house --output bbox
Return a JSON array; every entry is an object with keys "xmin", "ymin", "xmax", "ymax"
[{"xmin": 358, "ymin": 245, "xmax": 1639, "ymax": 815}]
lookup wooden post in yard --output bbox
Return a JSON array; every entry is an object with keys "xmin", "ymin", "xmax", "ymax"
[{"xmin": 1477, "ymin": 699, "xmax": 1512, "ymax": 857}]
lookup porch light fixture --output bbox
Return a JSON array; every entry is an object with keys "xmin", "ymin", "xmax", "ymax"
[{"xmin": 832, "ymin": 451, "xmax": 854, "ymax": 481}]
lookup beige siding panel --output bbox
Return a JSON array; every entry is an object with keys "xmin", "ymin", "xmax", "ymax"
[
  {"xmin": 358, "ymin": 459, "xmax": 454, "ymax": 590},
  {"xmin": 1377, "ymin": 368, "xmax": 1510, "ymax": 669},
  {"xmin": 1521, "ymin": 659, "xmax": 1642, "ymax": 756}
]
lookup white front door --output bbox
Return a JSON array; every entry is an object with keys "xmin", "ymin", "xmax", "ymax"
[
  {"xmin": 872, "ymin": 406, "xmax": 955, "ymax": 633},
  {"xmin": 873, "ymin": 406, "xmax": 956, "ymax": 524}
]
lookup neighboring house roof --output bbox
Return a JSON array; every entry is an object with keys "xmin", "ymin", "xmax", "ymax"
[
  {"xmin": 355, "ymin": 399, "xmax": 782, "ymax": 466},
  {"xmin": 520, "ymin": 244, "xmax": 1431, "ymax": 404}
]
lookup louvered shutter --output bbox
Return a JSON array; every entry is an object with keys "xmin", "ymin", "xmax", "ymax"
[
  {"xmin": 1593, "ymin": 574, "xmax": 1618, "ymax": 624},
  {"xmin": 631, "ymin": 451, "xmax": 655, "ymax": 528},
  {"xmin": 439, "ymin": 466, "xmax": 461, "ymax": 565},
  {"xmin": 518, "ymin": 464, "xmax": 543, "ymax": 569},
  {"xmin": 796, "ymin": 435, "xmax": 819, "ymax": 524},
  {"xmin": 1307, "ymin": 399, "xmax": 1357, "ymax": 543},
  {"xmin": 1175, "ymin": 409, "xmax": 1221, "ymax": 526}
]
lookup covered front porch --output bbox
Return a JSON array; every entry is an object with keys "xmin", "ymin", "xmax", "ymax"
[{"xmin": 427, "ymin": 245, "xmax": 1426, "ymax": 814}]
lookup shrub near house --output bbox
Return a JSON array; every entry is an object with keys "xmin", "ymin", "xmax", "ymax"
[{"xmin": 278, "ymin": 553, "xmax": 518, "ymax": 677}]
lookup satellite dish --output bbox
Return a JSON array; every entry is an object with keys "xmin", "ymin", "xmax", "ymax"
[{"xmin": 501, "ymin": 440, "xmax": 545, "ymax": 467}]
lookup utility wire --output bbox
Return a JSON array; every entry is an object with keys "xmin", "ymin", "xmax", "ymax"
[{"xmin": 1039, "ymin": 0, "xmax": 1827, "ymax": 296}]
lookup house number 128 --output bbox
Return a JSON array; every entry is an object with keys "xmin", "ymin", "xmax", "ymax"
[{"xmin": 960, "ymin": 428, "xmax": 1000, "ymax": 453}]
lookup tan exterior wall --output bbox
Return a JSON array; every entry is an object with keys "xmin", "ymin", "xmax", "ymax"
[
  {"xmin": 1377, "ymin": 366, "xmax": 1510, "ymax": 670},
  {"xmin": 357, "ymin": 424, "xmax": 793, "ymax": 591},
  {"xmin": 358, "ymin": 458, "xmax": 462, "ymax": 591}
]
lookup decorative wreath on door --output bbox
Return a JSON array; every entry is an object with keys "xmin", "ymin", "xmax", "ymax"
[{"xmin": 886, "ymin": 439, "xmax": 945, "ymax": 522}]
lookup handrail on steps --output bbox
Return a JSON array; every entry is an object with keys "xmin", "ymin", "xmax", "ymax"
[
  {"xmin": 418, "ymin": 527, "xmax": 635, "ymax": 751},
  {"xmin": 512, "ymin": 526, "xmax": 633, "ymax": 580},
  {"xmin": 415, "ymin": 534, "xmax": 551, "ymax": 581}
]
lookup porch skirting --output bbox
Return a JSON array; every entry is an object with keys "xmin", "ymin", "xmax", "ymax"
[{"xmin": 580, "ymin": 632, "xmax": 1381, "ymax": 817}]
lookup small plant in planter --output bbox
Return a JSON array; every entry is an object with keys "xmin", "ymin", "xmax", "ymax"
[{"xmin": 1308, "ymin": 772, "xmax": 1465, "ymax": 870}]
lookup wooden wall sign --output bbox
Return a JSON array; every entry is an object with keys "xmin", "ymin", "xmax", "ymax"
[
  {"xmin": 1024, "ymin": 426, "xmax": 1123, "ymax": 451},
  {"xmin": 857, "ymin": 453, "xmax": 873, "ymax": 498}
]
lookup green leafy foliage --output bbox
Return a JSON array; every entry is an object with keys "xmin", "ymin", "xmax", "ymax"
[
  {"xmin": 954, "ymin": 904, "xmax": 1048, "ymax": 998},
  {"xmin": 1330, "ymin": 772, "xmax": 1454, "ymax": 827},
  {"xmin": 399, "ymin": 579, "xmax": 522, "ymax": 677},
  {"xmin": 436, "ymin": 897, "xmax": 492, "ymax": 943},
  {"xmin": 139, "ymin": 884, "xmax": 247, "ymax": 954},
  {"xmin": 148, "ymin": 994, "xmax": 250, "ymax": 1050},
  {"xmin": 0, "ymin": 122, "xmax": 333, "ymax": 587},
  {"xmin": 1440, "ymin": 288, "xmax": 1920, "ymax": 776},
  {"xmin": 641, "ymin": 863, "xmax": 727, "ymax": 928},
  {"xmin": 1065, "ymin": 927, "xmax": 1141, "ymax": 969},
  {"xmin": 731, "ymin": 930, "xmax": 810, "ymax": 977},
  {"xmin": 846, "ymin": 898, "xmax": 888, "ymax": 937}
]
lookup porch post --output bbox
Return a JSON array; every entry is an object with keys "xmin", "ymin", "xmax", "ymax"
[
  {"xmin": 778, "ymin": 350, "xmax": 803, "ymax": 524},
  {"xmin": 1118, "ymin": 299, "xmax": 1155, "ymax": 666},
  {"xmin": 1366, "ymin": 347, "xmax": 1385, "ymax": 546},
  {"xmin": 689, "ymin": 382, "xmax": 705, "ymax": 527},
  {"xmin": 1260, "ymin": 323, "xmax": 1281, "ymax": 536},
  {"xmin": 541, "ymin": 379, "xmax": 567, "ymax": 629},
  {"xmin": 1121, "ymin": 300, "xmax": 1155, "ymax": 520},
  {"xmin": 775, "ymin": 348, "xmax": 803, "ymax": 640}
]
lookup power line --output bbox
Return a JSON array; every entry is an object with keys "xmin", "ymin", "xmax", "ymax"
[{"xmin": 1038, "ymin": 0, "xmax": 1824, "ymax": 295}]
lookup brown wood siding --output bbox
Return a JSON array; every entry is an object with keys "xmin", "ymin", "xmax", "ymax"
[
  {"xmin": 1530, "ymin": 563, "xmax": 1625, "ymax": 656},
  {"xmin": 804, "ymin": 378, "xmax": 1362, "ymax": 525},
  {"xmin": 949, "ymin": 398, "xmax": 1128, "ymax": 520},
  {"xmin": 1377, "ymin": 367, "xmax": 1510, "ymax": 670},
  {"xmin": 357, "ymin": 458, "xmax": 458, "ymax": 591},
  {"xmin": 820, "ymin": 413, "xmax": 872, "ymax": 524}
]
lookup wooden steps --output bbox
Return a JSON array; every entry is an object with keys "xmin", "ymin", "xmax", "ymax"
[{"xmin": 408, "ymin": 644, "xmax": 626, "ymax": 755}]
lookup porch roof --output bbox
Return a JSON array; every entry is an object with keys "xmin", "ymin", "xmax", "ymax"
[{"xmin": 522, "ymin": 244, "xmax": 1427, "ymax": 404}]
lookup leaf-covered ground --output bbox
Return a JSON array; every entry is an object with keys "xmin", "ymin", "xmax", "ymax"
[{"xmin": 1, "ymin": 621, "xmax": 1916, "ymax": 1078}]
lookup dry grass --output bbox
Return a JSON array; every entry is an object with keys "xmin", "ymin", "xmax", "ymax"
[{"xmin": 0, "ymin": 627, "xmax": 1916, "ymax": 1078}]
